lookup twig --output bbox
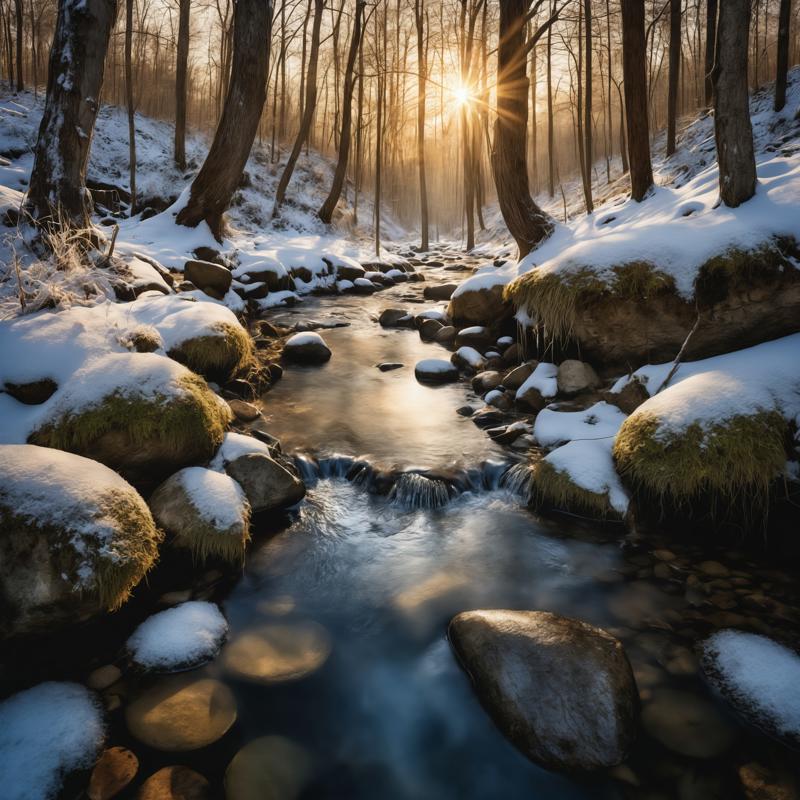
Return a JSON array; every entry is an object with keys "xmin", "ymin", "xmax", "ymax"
[
  {"xmin": 106, "ymin": 224, "xmax": 120, "ymax": 260},
  {"xmin": 12, "ymin": 251, "xmax": 26, "ymax": 312},
  {"xmin": 655, "ymin": 312, "xmax": 702, "ymax": 394}
]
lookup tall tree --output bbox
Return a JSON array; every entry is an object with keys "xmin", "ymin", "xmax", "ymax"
[
  {"xmin": 318, "ymin": 0, "xmax": 365, "ymax": 223},
  {"xmin": 414, "ymin": 0, "xmax": 429, "ymax": 250},
  {"xmin": 620, "ymin": 0, "xmax": 652, "ymax": 201},
  {"xmin": 174, "ymin": 0, "xmax": 191, "ymax": 169},
  {"xmin": 176, "ymin": 0, "xmax": 272, "ymax": 238},
  {"xmin": 125, "ymin": 0, "xmax": 136, "ymax": 213},
  {"xmin": 583, "ymin": 0, "xmax": 593, "ymax": 212},
  {"xmin": 272, "ymin": 0, "xmax": 324, "ymax": 217},
  {"xmin": 666, "ymin": 0, "xmax": 680, "ymax": 155},
  {"xmin": 712, "ymin": 0, "xmax": 755, "ymax": 207},
  {"xmin": 546, "ymin": 0, "xmax": 554, "ymax": 197},
  {"xmin": 703, "ymin": 0, "xmax": 717, "ymax": 106},
  {"xmin": 491, "ymin": 0, "xmax": 556, "ymax": 259},
  {"xmin": 24, "ymin": 0, "xmax": 118, "ymax": 229},
  {"xmin": 774, "ymin": 0, "xmax": 792, "ymax": 111},
  {"xmin": 13, "ymin": 0, "xmax": 21, "ymax": 91}
]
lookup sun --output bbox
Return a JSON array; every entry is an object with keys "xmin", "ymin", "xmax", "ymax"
[{"xmin": 452, "ymin": 83, "xmax": 474, "ymax": 107}]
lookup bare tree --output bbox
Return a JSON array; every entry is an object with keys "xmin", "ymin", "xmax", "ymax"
[
  {"xmin": 491, "ymin": 0, "xmax": 558, "ymax": 259},
  {"xmin": 176, "ymin": 0, "xmax": 272, "ymax": 238},
  {"xmin": 24, "ymin": 0, "xmax": 118, "ymax": 229},
  {"xmin": 125, "ymin": 0, "xmax": 136, "ymax": 213},
  {"xmin": 174, "ymin": 0, "xmax": 190, "ymax": 169},
  {"xmin": 774, "ymin": 0, "xmax": 792, "ymax": 111},
  {"xmin": 620, "ymin": 0, "xmax": 652, "ymax": 201},
  {"xmin": 703, "ymin": 0, "xmax": 717, "ymax": 106},
  {"xmin": 415, "ymin": 0, "xmax": 429, "ymax": 250},
  {"xmin": 666, "ymin": 0, "xmax": 680, "ymax": 155},
  {"xmin": 712, "ymin": 0, "xmax": 755, "ymax": 207},
  {"xmin": 318, "ymin": 0, "xmax": 365, "ymax": 222},
  {"xmin": 13, "ymin": 0, "xmax": 21, "ymax": 90}
]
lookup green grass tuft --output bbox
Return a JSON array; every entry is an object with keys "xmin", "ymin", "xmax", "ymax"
[
  {"xmin": 168, "ymin": 322, "xmax": 254, "ymax": 382},
  {"xmin": 531, "ymin": 459, "xmax": 621, "ymax": 519}
]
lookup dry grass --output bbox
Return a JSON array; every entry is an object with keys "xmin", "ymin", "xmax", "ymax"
[
  {"xmin": 531, "ymin": 459, "xmax": 621, "ymax": 519},
  {"xmin": 168, "ymin": 322, "xmax": 254, "ymax": 382}
]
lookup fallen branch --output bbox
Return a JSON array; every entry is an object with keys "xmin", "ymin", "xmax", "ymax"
[{"xmin": 655, "ymin": 312, "xmax": 702, "ymax": 394}]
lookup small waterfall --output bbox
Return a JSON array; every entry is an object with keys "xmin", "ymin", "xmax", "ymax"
[
  {"xmin": 317, "ymin": 454, "xmax": 356, "ymax": 479},
  {"xmin": 501, "ymin": 461, "xmax": 536, "ymax": 504},
  {"xmin": 389, "ymin": 472, "xmax": 455, "ymax": 510},
  {"xmin": 294, "ymin": 454, "xmax": 321, "ymax": 485}
]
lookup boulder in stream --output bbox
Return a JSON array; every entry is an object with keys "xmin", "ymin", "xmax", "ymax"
[
  {"xmin": 448, "ymin": 609, "xmax": 639, "ymax": 772},
  {"xmin": 282, "ymin": 332, "xmax": 332, "ymax": 364}
]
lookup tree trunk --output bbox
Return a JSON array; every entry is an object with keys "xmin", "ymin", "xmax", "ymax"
[
  {"xmin": 13, "ymin": 0, "xmax": 21, "ymax": 91},
  {"xmin": 620, "ymin": 0, "xmax": 653, "ymax": 201},
  {"xmin": 712, "ymin": 0, "xmax": 755, "ymax": 207},
  {"xmin": 273, "ymin": 0, "xmax": 323, "ymax": 217},
  {"xmin": 774, "ymin": 0, "xmax": 791, "ymax": 111},
  {"xmin": 415, "ymin": 0, "xmax": 429, "ymax": 250},
  {"xmin": 491, "ymin": 0, "xmax": 553, "ymax": 259},
  {"xmin": 176, "ymin": 0, "xmax": 271, "ymax": 239},
  {"xmin": 666, "ymin": 0, "xmax": 680, "ymax": 155},
  {"xmin": 547, "ymin": 0, "xmax": 554, "ymax": 198},
  {"xmin": 704, "ymin": 0, "xmax": 717, "ymax": 106},
  {"xmin": 583, "ymin": 0, "xmax": 594, "ymax": 213},
  {"xmin": 174, "ymin": 0, "xmax": 190, "ymax": 170},
  {"xmin": 125, "ymin": 0, "xmax": 136, "ymax": 213},
  {"xmin": 318, "ymin": 0, "xmax": 364, "ymax": 223},
  {"xmin": 24, "ymin": 0, "xmax": 118, "ymax": 229}
]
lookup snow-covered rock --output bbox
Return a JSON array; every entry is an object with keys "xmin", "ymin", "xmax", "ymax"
[
  {"xmin": 700, "ymin": 630, "xmax": 800, "ymax": 749},
  {"xmin": 451, "ymin": 346, "xmax": 486, "ymax": 373},
  {"xmin": 534, "ymin": 401, "xmax": 627, "ymax": 448},
  {"xmin": 414, "ymin": 359, "xmax": 459, "ymax": 384},
  {"xmin": 149, "ymin": 467, "xmax": 251, "ymax": 563},
  {"xmin": 448, "ymin": 610, "xmax": 638, "ymax": 772},
  {"xmin": 225, "ymin": 453, "xmax": 306, "ymax": 513},
  {"xmin": 127, "ymin": 601, "xmax": 228, "ymax": 672},
  {"xmin": 0, "ymin": 445, "xmax": 161, "ymax": 636},
  {"xmin": 448, "ymin": 272, "xmax": 511, "ymax": 325},
  {"xmin": 515, "ymin": 362, "xmax": 558, "ymax": 411},
  {"xmin": 0, "ymin": 682, "xmax": 106, "ymax": 800},
  {"xmin": 282, "ymin": 332, "xmax": 332, "ymax": 364}
]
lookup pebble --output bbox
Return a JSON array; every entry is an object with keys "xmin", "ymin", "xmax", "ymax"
[
  {"xmin": 136, "ymin": 766, "xmax": 212, "ymax": 800},
  {"xmin": 377, "ymin": 362, "xmax": 403, "ymax": 371},
  {"xmin": 228, "ymin": 399, "xmax": 261, "ymax": 422},
  {"xmin": 698, "ymin": 561, "xmax": 730, "ymax": 578},
  {"xmin": 88, "ymin": 747, "xmax": 139, "ymax": 800},
  {"xmin": 86, "ymin": 664, "xmax": 122, "ymax": 691}
]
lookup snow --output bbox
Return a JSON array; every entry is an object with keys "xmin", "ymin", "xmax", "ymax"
[
  {"xmin": 175, "ymin": 467, "xmax": 249, "ymax": 531},
  {"xmin": 0, "ymin": 444, "xmax": 142, "ymax": 584},
  {"xmin": 534, "ymin": 402, "xmax": 628, "ymax": 448},
  {"xmin": 459, "ymin": 326, "xmax": 486, "ymax": 337},
  {"xmin": 544, "ymin": 439, "xmax": 630, "ymax": 515},
  {"xmin": 127, "ymin": 601, "xmax": 228, "ymax": 671},
  {"xmin": 515, "ymin": 362, "xmax": 558, "ymax": 400},
  {"xmin": 416, "ymin": 309, "xmax": 448, "ymax": 322},
  {"xmin": 286, "ymin": 331, "xmax": 327, "ymax": 348},
  {"xmin": 0, "ymin": 682, "xmax": 105, "ymax": 800},
  {"xmin": 454, "ymin": 347, "xmax": 484, "ymax": 369},
  {"xmin": 210, "ymin": 431, "xmax": 272, "ymax": 471},
  {"xmin": 702, "ymin": 630, "xmax": 800, "ymax": 742},
  {"xmin": 450, "ymin": 269, "xmax": 511, "ymax": 297},
  {"xmin": 617, "ymin": 333, "xmax": 800, "ymax": 437}
]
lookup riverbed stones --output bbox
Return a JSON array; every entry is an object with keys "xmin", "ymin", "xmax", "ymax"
[
  {"xmin": 282, "ymin": 332, "xmax": 332, "ymax": 364},
  {"xmin": 227, "ymin": 399, "xmax": 260, "ymax": 422},
  {"xmin": 451, "ymin": 346, "xmax": 486, "ymax": 373},
  {"xmin": 434, "ymin": 325, "xmax": 457, "ymax": 345},
  {"xmin": 379, "ymin": 308, "xmax": 414, "ymax": 328},
  {"xmin": 471, "ymin": 371, "xmax": 504, "ymax": 393},
  {"xmin": 515, "ymin": 384, "xmax": 547, "ymax": 413},
  {"xmin": 88, "ymin": 747, "xmax": 139, "ymax": 800},
  {"xmin": 126, "ymin": 675, "xmax": 236, "ymax": 751},
  {"xmin": 419, "ymin": 318, "xmax": 444, "ymax": 341},
  {"xmin": 415, "ymin": 359, "xmax": 459, "ymax": 384},
  {"xmin": 0, "ymin": 445, "xmax": 162, "ymax": 637},
  {"xmin": 225, "ymin": 453, "xmax": 306, "ymax": 512},
  {"xmin": 603, "ymin": 378, "xmax": 649, "ymax": 415},
  {"xmin": 136, "ymin": 766, "xmax": 212, "ymax": 800},
  {"xmin": 448, "ymin": 610, "xmax": 639, "ymax": 772},
  {"xmin": 224, "ymin": 736, "xmax": 313, "ymax": 800},
  {"xmin": 448, "ymin": 281, "xmax": 510, "ymax": 325},
  {"xmin": 503, "ymin": 363, "xmax": 533, "ymax": 390},
  {"xmin": 87, "ymin": 665, "xmax": 122, "ymax": 692},
  {"xmin": 184, "ymin": 260, "xmax": 232, "ymax": 297},
  {"xmin": 423, "ymin": 283, "xmax": 458, "ymax": 301},
  {"xmin": 557, "ymin": 360, "xmax": 600, "ymax": 395},
  {"xmin": 455, "ymin": 326, "xmax": 492, "ymax": 348}
]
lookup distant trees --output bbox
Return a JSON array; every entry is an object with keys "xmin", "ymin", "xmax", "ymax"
[
  {"xmin": 491, "ymin": 0, "xmax": 556, "ymax": 258},
  {"xmin": 24, "ymin": 0, "xmax": 118, "ymax": 229},
  {"xmin": 620, "ymin": 0, "xmax": 652, "ymax": 201},
  {"xmin": 176, "ymin": 0, "xmax": 271, "ymax": 238},
  {"xmin": 712, "ymin": 0, "xmax": 756, "ymax": 207}
]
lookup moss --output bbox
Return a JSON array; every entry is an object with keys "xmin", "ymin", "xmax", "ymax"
[
  {"xmin": 31, "ymin": 374, "xmax": 231, "ymax": 458},
  {"xmin": 1, "ymin": 487, "xmax": 162, "ymax": 613},
  {"xmin": 694, "ymin": 237, "xmax": 799, "ymax": 308},
  {"xmin": 168, "ymin": 322, "xmax": 254, "ymax": 383},
  {"xmin": 613, "ymin": 410, "xmax": 788, "ymax": 508},
  {"xmin": 506, "ymin": 261, "xmax": 675, "ymax": 343},
  {"xmin": 531, "ymin": 459, "xmax": 621, "ymax": 519},
  {"xmin": 170, "ymin": 512, "xmax": 251, "ymax": 565}
]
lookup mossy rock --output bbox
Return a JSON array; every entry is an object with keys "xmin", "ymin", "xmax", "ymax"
[
  {"xmin": 613, "ymin": 409, "xmax": 788, "ymax": 518},
  {"xmin": 168, "ymin": 321, "xmax": 254, "ymax": 383},
  {"xmin": 531, "ymin": 459, "xmax": 622, "ymax": 520},
  {"xmin": 505, "ymin": 239, "xmax": 800, "ymax": 368},
  {"xmin": 29, "ymin": 353, "xmax": 232, "ymax": 486},
  {"xmin": 0, "ymin": 445, "xmax": 162, "ymax": 637},
  {"xmin": 149, "ymin": 467, "xmax": 251, "ymax": 564}
]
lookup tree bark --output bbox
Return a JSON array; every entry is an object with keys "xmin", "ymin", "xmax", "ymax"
[
  {"xmin": 547, "ymin": 0, "xmax": 554, "ymax": 197},
  {"xmin": 666, "ymin": 0, "xmax": 680, "ymax": 155},
  {"xmin": 125, "ymin": 0, "xmax": 136, "ymax": 213},
  {"xmin": 176, "ymin": 0, "xmax": 271, "ymax": 239},
  {"xmin": 703, "ymin": 0, "xmax": 717, "ymax": 106},
  {"xmin": 414, "ymin": 0, "xmax": 429, "ymax": 250},
  {"xmin": 583, "ymin": 0, "xmax": 593, "ymax": 212},
  {"xmin": 24, "ymin": 0, "xmax": 118, "ymax": 229},
  {"xmin": 273, "ymin": 0, "xmax": 323, "ymax": 217},
  {"xmin": 318, "ymin": 0, "xmax": 364, "ymax": 223},
  {"xmin": 174, "ymin": 0, "xmax": 190, "ymax": 169},
  {"xmin": 491, "ymin": 0, "xmax": 553, "ymax": 260},
  {"xmin": 13, "ymin": 0, "xmax": 21, "ymax": 91},
  {"xmin": 774, "ymin": 0, "xmax": 791, "ymax": 111},
  {"xmin": 620, "ymin": 0, "xmax": 652, "ymax": 201},
  {"xmin": 712, "ymin": 0, "xmax": 755, "ymax": 207}
]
